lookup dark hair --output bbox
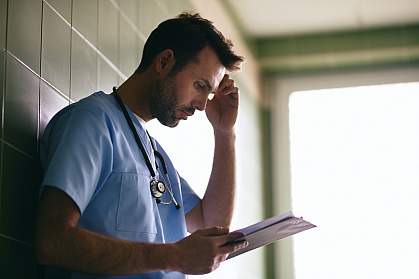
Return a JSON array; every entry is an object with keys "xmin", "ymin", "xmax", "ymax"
[{"xmin": 135, "ymin": 13, "xmax": 243, "ymax": 74}]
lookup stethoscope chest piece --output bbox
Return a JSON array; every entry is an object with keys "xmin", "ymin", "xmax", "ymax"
[{"xmin": 150, "ymin": 179, "xmax": 166, "ymax": 199}]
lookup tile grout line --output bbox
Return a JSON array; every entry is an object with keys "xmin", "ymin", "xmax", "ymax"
[
  {"xmin": 38, "ymin": 0, "xmax": 44, "ymax": 150},
  {"xmin": 69, "ymin": 0, "xmax": 73, "ymax": 104},
  {"xmin": 109, "ymin": 0, "xmax": 147, "ymax": 42},
  {"xmin": 43, "ymin": 0, "xmax": 127, "ymax": 82},
  {"xmin": 2, "ymin": 0, "xmax": 9, "ymax": 139},
  {"xmin": 0, "ymin": 0, "xmax": 10, "ymax": 222},
  {"xmin": 0, "ymin": 233, "xmax": 33, "ymax": 247},
  {"xmin": 136, "ymin": 0, "xmax": 141, "ymax": 65},
  {"xmin": 72, "ymin": 21, "xmax": 127, "ymax": 81},
  {"xmin": 96, "ymin": 0, "xmax": 100, "ymax": 91},
  {"xmin": 6, "ymin": 50, "xmax": 72, "ymax": 103},
  {"xmin": 1, "ymin": 139, "xmax": 34, "ymax": 160},
  {"xmin": 116, "ymin": 0, "xmax": 121, "ymax": 86},
  {"xmin": 42, "ymin": 0, "xmax": 71, "ymax": 28}
]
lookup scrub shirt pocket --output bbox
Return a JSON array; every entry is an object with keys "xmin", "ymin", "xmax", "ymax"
[{"xmin": 116, "ymin": 172, "xmax": 157, "ymax": 234}]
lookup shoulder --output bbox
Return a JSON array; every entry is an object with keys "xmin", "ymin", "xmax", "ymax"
[
  {"xmin": 75, "ymin": 91, "xmax": 117, "ymax": 119},
  {"xmin": 42, "ymin": 92, "xmax": 118, "ymax": 141},
  {"xmin": 52, "ymin": 92, "xmax": 116, "ymax": 125}
]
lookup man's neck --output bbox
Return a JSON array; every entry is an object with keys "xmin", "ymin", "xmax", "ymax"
[{"xmin": 116, "ymin": 72, "xmax": 154, "ymax": 122}]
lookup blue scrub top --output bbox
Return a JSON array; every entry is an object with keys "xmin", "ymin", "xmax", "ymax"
[{"xmin": 40, "ymin": 92, "xmax": 201, "ymax": 279}]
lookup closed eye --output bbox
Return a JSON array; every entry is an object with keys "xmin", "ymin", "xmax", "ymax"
[{"xmin": 195, "ymin": 82, "xmax": 208, "ymax": 93}]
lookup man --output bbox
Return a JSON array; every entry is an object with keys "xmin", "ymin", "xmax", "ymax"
[{"xmin": 36, "ymin": 13, "xmax": 247, "ymax": 279}]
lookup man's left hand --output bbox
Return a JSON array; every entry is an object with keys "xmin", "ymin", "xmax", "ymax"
[{"xmin": 205, "ymin": 74, "xmax": 239, "ymax": 133}]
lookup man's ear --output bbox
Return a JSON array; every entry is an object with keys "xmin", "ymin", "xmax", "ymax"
[{"xmin": 155, "ymin": 49, "xmax": 175, "ymax": 76}]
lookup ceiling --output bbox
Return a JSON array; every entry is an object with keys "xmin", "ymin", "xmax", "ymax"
[{"xmin": 225, "ymin": 0, "xmax": 419, "ymax": 37}]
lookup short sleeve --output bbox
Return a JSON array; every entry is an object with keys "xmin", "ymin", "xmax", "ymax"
[
  {"xmin": 40, "ymin": 106, "xmax": 113, "ymax": 214},
  {"xmin": 179, "ymin": 176, "xmax": 201, "ymax": 214}
]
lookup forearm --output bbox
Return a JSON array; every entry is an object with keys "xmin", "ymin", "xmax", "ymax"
[
  {"xmin": 37, "ymin": 226, "xmax": 177, "ymax": 275},
  {"xmin": 201, "ymin": 130, "xmax": 236, "ymax": 228}
]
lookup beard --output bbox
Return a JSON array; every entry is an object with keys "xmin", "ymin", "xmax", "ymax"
[{"xmin": 149, "ymin": 74, "xmax": 180, "ymax": 127}]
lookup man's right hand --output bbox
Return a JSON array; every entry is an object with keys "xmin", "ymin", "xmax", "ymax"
[
  {"xmin": 171, "ymin": 227, "xmax": 248, "ymax": 274},
  {"xmin": 37, "ymin": 187, "xmax": 248, "ymax": 275}
]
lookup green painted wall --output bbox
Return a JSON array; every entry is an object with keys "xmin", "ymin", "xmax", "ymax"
[
  {"xmin": 260, "ymin": 107, "xmax": 276, "ymax": 279},
  {"xmin": 255, "ymin": 23, "xmax": 419, "ymax": 75}
]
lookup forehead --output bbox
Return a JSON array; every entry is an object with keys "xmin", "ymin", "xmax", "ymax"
[{"xmin": 182, "ymin": 46, "xmax": 226, "ymax": 89}]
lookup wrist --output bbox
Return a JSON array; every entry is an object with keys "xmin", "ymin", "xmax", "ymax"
[
  {"xmin": 214, "ymin": 128, "xmax": 236, "ymax": 139},
  {"xmin": 139, "ymin": 243, "xmax": 181, "ymax": 273},
  {"xmin": 164, "ymin": 243, "xmax": 183, "ymax": 272}
]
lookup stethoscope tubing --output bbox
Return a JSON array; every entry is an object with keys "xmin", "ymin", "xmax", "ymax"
[{"xmin": 112, "ymin": 87, "xmax": 180, "ymax": 209}]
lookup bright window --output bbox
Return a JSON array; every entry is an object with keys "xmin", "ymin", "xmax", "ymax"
[{"xmin": 289, "ymin": 82, "xmax": 419, "ymax": 279}]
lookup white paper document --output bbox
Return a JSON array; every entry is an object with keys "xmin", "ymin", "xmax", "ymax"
[{"xmin": 226, "ymin": 211, "xmax": 316, "ymax": 259}]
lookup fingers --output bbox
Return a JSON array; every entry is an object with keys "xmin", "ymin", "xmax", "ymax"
[
  {"xmin": 218, "ymin": 74, "xmax": 231, "ymax": 92},
  {"xmin": 196, "ymin": 226, "xmax": 229, "ymax": 236},
  {"xmin": 220, "ymin": 83, "xmax": 236, "ymax": 95},
  {"xmin": 194, "ymin": 227, "xmax": 246, "ymax": 248},
  {"xmin": 218, "ymin": 240, "xmax": 248, "ymax": 255},
  {"xmin": 217, "ymin": 231, "xmax": 247, "ymax": 257},
  {"xmin": 204, "ymin": 235, "xmax": 229, "ymax": 248},
  {"xmin": 227, "ymin": 86, "xmax": 239, "ymax": 96},
  {"xmin": 217, "ymin": 74, "xmax": 238, "ymax": 96},
  {"xmin": 194, "ymin": 227, "xmax": 247, "ymax": 249},
  {"xmin": 214, "ymin": 86, "xmax": 238, "ymax": 100},
  {"xmin": 176, "ymin": 227, "xmax": 248, "ymax": 274},
  {"xmin": 212, "ymin": 233, "xmax": 244, "ymax": 246},
  {"xmin": 219, "ymin": 79, "xmax": 234, "ymax": 92}
]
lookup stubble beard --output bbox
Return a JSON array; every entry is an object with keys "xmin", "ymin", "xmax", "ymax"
[{"xmin": 149, "ymin": 75, "xmax": 180, "ymax": 128}]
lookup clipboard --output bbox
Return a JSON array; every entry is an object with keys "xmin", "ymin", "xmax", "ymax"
[{"xmin": 226, "ymin": 211, "xmax": 316, "ymax": 259}]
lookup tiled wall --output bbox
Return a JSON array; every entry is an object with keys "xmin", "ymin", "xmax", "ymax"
[{"xmin": 0, "ymin": 0, "xmax": 192, "ymax": 277}]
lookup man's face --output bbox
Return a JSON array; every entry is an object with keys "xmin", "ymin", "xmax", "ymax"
[{"xmin": 150, "ymin": 46, "xmax": 226, "ymax": 127}]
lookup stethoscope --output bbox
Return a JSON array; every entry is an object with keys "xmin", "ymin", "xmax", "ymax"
[{"xmin": 113, "ymin": 87, "xmax": 180, "ymax": 209}]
